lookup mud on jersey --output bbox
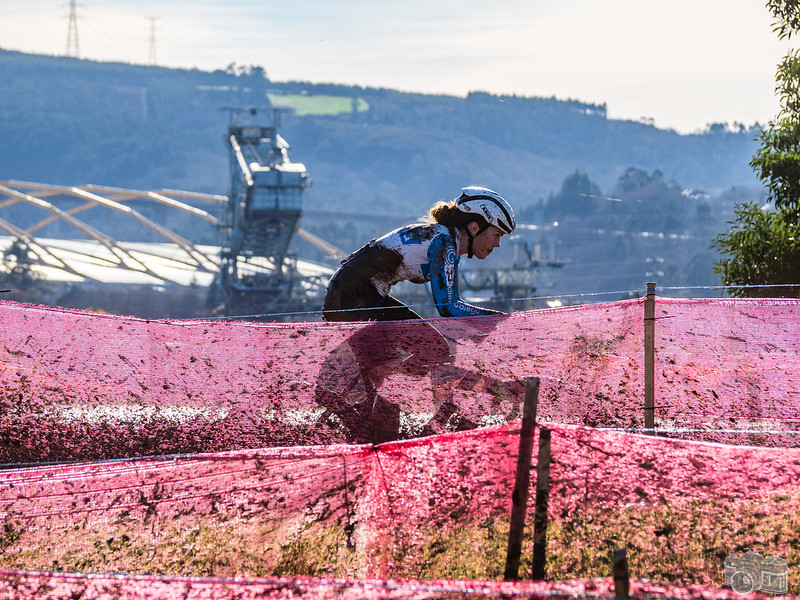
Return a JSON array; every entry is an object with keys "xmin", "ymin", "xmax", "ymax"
[{"xmin": 342, "ymin": 223, "xmax": 498, "ymax": 317}]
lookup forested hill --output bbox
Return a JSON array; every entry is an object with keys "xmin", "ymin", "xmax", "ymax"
[
  {"xmin": 1, "ymin": 48, "xmax": 759, "ymax": 213},
  {"xmin": 0, "ymin": 49, "xmax": 766, "ymax": 301}
]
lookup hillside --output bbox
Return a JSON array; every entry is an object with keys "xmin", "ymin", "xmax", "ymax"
[
  {"xmin": 0, "ymin": 49, "xmax": 767, "ymax": 309},
  {"xmin": 0, "ymin": 49, "xmax": 761, "ymax": 200},
  {"xmin": 275, "ymin": 83, "xmax": 761, "ymax": 211}
]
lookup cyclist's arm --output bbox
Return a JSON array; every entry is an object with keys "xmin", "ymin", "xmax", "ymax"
[{"xmin": 427, "ymin": 234, "xmax": 503, "ymax": 317}]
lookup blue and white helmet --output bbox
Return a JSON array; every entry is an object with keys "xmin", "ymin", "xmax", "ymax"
[{"xmin": 455, "ymin": 186, "xmax": 516, "ymax": 235}]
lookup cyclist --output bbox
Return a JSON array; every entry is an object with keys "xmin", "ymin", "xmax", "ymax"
[{"xmin": 322, "ymin": 186, "xmax": 516, "ymax": 322}]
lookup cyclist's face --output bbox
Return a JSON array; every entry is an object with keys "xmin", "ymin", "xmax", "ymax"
[{"xmin": 472, "ymin": 225, "xmax": 504, "ymax": 259}]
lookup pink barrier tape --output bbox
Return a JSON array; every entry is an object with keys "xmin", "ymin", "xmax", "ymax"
[
  {"xmin": 547, "ymin": 423, "xmax": 800, "ymax": 511},
  {"xmin": 0, "ymin": 444, "xmax": 376, "ymax": 579},
  {"xmin": 0, "ymin": 571, "xmax": 790, "ymax": 600},
  {"xmin": 0, "ymin": 427, "xmax": 520, "ymax": 581},
  {"xmin": 0, "ymin": 299, "xmax": 639, "ymax": 460},
  {"xmin": 2, "ymin": 297, "xmax": 800, "ymax": 461},
  {"xmin": 1, "ymin": 423, "xmax": 798, "ymax": 592},
  {"xmin": 654, "ymin": 298, "xmax": 800, "ymax": 445},
  {"xmin": 541, "ymin": 424, "xmax": 800, "ymax": 591},
  {"xmin": 1, "ymin": 297, "xmax": 800, "ymax": 598}
]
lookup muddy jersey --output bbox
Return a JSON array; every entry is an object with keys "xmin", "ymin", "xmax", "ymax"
[{"xmin": 341, "ymin": 223, "xmax": 497, "ymax": 317}]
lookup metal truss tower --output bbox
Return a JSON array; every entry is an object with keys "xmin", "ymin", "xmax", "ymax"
[
  {"xmin": 146, "ymin": 16, "xmax": 159, "ymax": 65},
  {"xmin": 65, "ymin": 0, "xmax": 80, "ymax": 58}
]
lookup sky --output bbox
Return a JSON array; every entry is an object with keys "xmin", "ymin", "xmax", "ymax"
[{"xmin": 1, "ymin": 0, "xmax": 794, "ymax": 134}]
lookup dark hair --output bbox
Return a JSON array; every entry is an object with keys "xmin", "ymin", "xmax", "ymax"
[{"xmin": 426, "ymin": 200, "xmax": 488, "ymax": 229}]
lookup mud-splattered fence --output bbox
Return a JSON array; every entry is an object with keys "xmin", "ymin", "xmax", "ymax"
[
  {"xmin": 2, "ymin": 296, "xmax": 799, "ymax": 462},
  {"xmin": 1, "ymin": 297, "xmax": 799, "ymax": 599}
]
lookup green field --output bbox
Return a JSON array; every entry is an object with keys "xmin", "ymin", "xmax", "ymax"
[{"xmin": 267, "ymin": 92, "xmax": 369, "ymax": 116}]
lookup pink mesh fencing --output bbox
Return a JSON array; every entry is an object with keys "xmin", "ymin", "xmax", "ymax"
[
  {"xmin": 652, "ymin": 298, "xmax": 800, "ymax": 446},
  {"xmin": 543, "ymin": 423, "xmax": 800, "ymax": 589},
  {"xmin": 2, "ymin": 297, "xmax": 800, "ymax": 462},
  {"xmin": 1, "ymin": 297, "xmax": 800, "ymax": 598},
  {"xmin": 0, "ymin": 572, "xmax": 789, "ymax": 600},
  {"xmin": 1, "ymin": 423, "xmax": 799, "ymax": 594}
]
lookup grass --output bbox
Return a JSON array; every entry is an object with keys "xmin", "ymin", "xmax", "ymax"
[
  {"xmin": 266, "ymin": 92, "xmax": 369, "ymax": 116},
  {"xmin": 544, "ymin": 493, "xmax": 800, "ymax": 594},
  {"xmin": 0, "ymin": 513, "xmax": 360, "ymax": 579},
  {"xmin": 413, "ymin": 518, "xmax": 509, "ymax": 580},
  {"xmin": 1, "ymin": 492, "xmax": 797, "ymax": 594}
]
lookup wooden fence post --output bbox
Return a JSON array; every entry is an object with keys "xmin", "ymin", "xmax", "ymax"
[
  {"xmin": 530, "ymin": 426, "xmax": 552, "ymax": 580},
  {"xmin": 504, "ymin": 376, "xmax": 540, "ymax": 580},
  {"xmin": 644, "ymin": 282, "xmax": 656, "ymax": 432},
  {"xmin": 613, "ymin": 547, "xmax": 630, "ymax": 600}
]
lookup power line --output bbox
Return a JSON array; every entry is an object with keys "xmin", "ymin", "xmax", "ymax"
[
  {"xmin": 65, "ymin": 0, "xmax": 80, "ymax": 58},
  {"xmin": 145, "ymin": 16, "xmax": 160, "ymax": 66}
]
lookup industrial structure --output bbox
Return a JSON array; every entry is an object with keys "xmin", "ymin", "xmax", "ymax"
[
  {"xmin": 0, "ymin": 181, "xmax": 225, "ymax": 288},
  {"xmin": 209, "ymin": 108, "xmax": 325, "ymax": 317},
  {"xmin": 0, "ymin": 110, "xmax": 559, "ymax": 319},
  {"xmin": 0, "ymin": 110, "xmax": 341, "ymax": 319}
]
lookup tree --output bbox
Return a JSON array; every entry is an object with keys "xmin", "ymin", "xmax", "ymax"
[
  {"xmin": 750, "ymin": 49, "xmax": 800, "ymax": 208},
  {"xmin": 713, "ymin": 0, "xmax": 800, "ymax": 297},
  {"xmin": 713, "ymin": 203, "xmax": 800, "ymax": 296},
  {"xmin": 613, "ymin": 167, "xmax": 665, "ymax": 196},
  {"xmin": 545, "ymin": 171, "xmax": 602, "ymax": 217},
  {"xmin": 0, "ymin": 240, "xmax": 57, "ymax": 304},
  {"xmin": 609, "ymin": 167, "xmax": 689, "ymax": 234}
]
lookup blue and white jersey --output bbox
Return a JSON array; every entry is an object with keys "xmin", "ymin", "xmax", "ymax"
[{"xmin": 343, "ymin": 223, "xmax": 496, "ymax": 317}]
